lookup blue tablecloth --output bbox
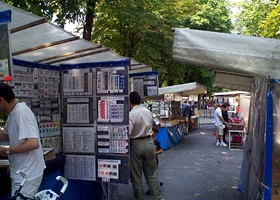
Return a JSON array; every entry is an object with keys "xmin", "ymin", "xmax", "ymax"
[{"xmin": 156, "ymin": 122, "xmax": 188, "ymax": 150}]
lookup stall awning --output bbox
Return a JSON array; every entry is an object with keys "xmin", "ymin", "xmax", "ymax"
[
  {"xmin": 212, "ymin": 91, "xmax": 250, "ymax": 97},
  {"xmin": 0, "ymin": 1, "xmax": 151, "ymax": 73},
  {"xmin": 213, "ymin": 70, "xmax": 253, "ymax": 91},
  {"xmin": 172, "ymin": 28, "xmax": 280, "ymax": 84},
  {"xmin": 158, "ymin": 82, "xmax": 207, "ymax": 96}
]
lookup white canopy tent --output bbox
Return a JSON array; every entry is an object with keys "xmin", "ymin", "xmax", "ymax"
[
  {"xmin": 212, "ymin": 91, "xmax": 250, "ymax": 97},
  {"xmin": 0, "ymin": 1, "xmax": 151, "ymax": 74},
  {"xmin": 158, "ymin": 82, "xmax": 207, "ymax": 96}
]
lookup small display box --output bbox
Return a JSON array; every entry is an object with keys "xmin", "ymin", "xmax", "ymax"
[
  {"xmin": 43, "ymin": 148, "xmax": 56, "ymax": 161},
  {"xmin": 227, "ymin": 123, "xmax": 244, "ymax": 130}
]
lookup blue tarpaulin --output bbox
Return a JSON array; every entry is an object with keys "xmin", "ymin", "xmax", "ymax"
[
  {"xmin": 0, "ymin": 10, "xmax": 11, "ymax": 23},
  {"xmin": 156, "ymin": 123, "xmax": 187, "ymax": 150}
]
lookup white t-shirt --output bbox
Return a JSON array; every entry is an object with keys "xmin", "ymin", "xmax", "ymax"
[
  {"xmin": 214, "ymin": 107, "xmax": 223, "ymax": 126},
  {"xmin": 4, "ymin": 102, "xmax": 46, "ymax": 183}
]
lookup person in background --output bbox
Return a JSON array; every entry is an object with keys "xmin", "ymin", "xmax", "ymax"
[
  {"xmin": 129, "ymin": 91, "xmax": 164, "ymax": 200},
  {"xmin": 146, "ymin": 125, "xmax": 164, "ymax": 195},
  {"xmin": 0, "ymin": 83, "xmax": 46, "ymax": 199},
  {"xmin": 221, "ymin": 103, "xmax": 231, "ymax": 144},
  {"xmin": 182, "ymin": 100, "xmax": 192, "ymax": 131},
  {"xmin": 214, "ymin": 103, "xmax": 228, "ymax": 147},
  {"xmin": 234, "ymin": 99, "xmax": 240, "ymax": 118}
]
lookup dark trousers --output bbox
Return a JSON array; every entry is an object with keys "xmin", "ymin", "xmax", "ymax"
[{"xmin": 223, "ymin": 127, "xmax": 227, "ymax": 142}]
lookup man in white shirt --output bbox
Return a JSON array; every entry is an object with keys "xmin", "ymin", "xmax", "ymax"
[
  {"xmin": 214, "ymin": 103, "xmax": 228, "ymax": 147},
  {"xmin": 129, "ymin": 91, "xmax": 164, "ymax": 200},
  {"xmin": 0, "ymin": 83, "xmax": 46, "ymax": 199}
]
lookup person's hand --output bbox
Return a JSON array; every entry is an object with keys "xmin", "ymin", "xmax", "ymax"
[{"xmin": 0, "ymin": 146, "xmax": 7, "ymax": 156}]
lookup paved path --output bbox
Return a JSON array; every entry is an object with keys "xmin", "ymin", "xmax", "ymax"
[{"xmin": 114, "ymin": 118, "xmax": 244, "ymax": 200}]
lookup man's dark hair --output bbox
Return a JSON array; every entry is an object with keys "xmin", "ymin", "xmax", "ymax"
[
  {"xmin": 0, "ymin": 83, "xmax": 15, "ymax": 103},
  {"xmin": 152, "ymin": 125, "xmax": 159, "ymax": 133},
  {"xmin": 221, "ymin": 102, "xmax": 230, "ymax": 108},
  {"xmin": 129, "ymin": 91, "xmax": 141, "ymax": 105}
]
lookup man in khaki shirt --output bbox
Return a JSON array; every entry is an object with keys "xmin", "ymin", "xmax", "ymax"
[{"xmin": 129, "ymin": 91, "xmax": 164, "ymax": 200}]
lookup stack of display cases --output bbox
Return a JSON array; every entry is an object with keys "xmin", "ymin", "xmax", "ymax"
[
  {"xmin": 160, "ymin": 101, "xmax": 170, "ymax": 119},
  {"xmin": 169, "ymin": 100, "xmax": 181, "ymax": 119},
  {"xmin": 10, "ymin": 60, "xmax": 62, "ymax": 153},
  {"xmin": 151, "ymin": 100, "xmax": 160, "ymax": 115},
  {"xmin": 129, "ymin": 71, "xmax": 159, "ymax": 97},
  {"xmin": 61, "ymin": 60, "xmax": 130, "ymax": 187}
]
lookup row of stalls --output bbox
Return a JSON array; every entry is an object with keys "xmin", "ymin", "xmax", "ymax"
[
  {"xmin": 129, "ymin": 75, "xmax": 208, "ymax": 150},
  {"xmin": 156, "ymin": 82, "xmax": 207, "ymax": 149},
  {"xmin": 172, "ymin": 28, "xmax": 280, "ymax": 200},
  {"xmin": 0, "ymin": 2, "xmax": 157, "ymax": 199},
  {"xmin": 212, "ymin": 91, "xmax": 251, "ymax": 125},
  {"xmin": 0, "ymin": 2, "xmax": 207, "ymax": 199}
]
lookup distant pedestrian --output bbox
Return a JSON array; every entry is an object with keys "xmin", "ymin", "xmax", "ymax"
[
  {"xmin": 214, "ymin": 104, "xmax": 228, "ymax": 147},
  {"xmin": 221, "ymin": 103, "xmax": 231, "ymax": 144},
  {"xmin": 129, "ymin": 91, "xmax": 164, "ymax": 200},
  {"xmin": 182, "ymin": 100, "xmax": 193, "ymax": 131}
]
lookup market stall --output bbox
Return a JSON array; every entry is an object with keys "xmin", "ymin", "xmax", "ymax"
[
  {"xmin": 0, "ymin": 2, "xmax": 153, "ymax": 199},
  {"xmin": 172, "ymin": 28, "xmax": 280, "ymax": 200},
  {"xmin": 212, "ymin": 91, "xmax": 251, "ymax": 127},
  {"xmin": 157, "ymin": 82, "xmax": 207, "ymax": 149}
]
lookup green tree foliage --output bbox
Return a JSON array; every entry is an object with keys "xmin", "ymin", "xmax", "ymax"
[
  {"xmin": 166, "ymin": 0, "xmax": 232, "ymax": 94},
  {"xmin": 93, "ymin": 0, "xmax": 232, "ymax": 94},
  {"xmin": 233, "ymin": 0, "xmax": 279, "ymax": 38},
  {"xmin": 188, "ymin": 0, "xmax": 232, "ymax": 33},
  {"xmin": 259, "ymin": 4, "xmax": 280, "ymax": 39}
]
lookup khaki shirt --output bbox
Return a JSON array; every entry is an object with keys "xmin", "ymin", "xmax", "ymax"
[{"xmin": 129, "ymin": 105, "xmax": 153, "ymax": 139}]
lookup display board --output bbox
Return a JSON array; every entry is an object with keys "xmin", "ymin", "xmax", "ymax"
[
  {"xmin": 10, "ymin": 59, "xmax": 61, "ymax": 153},
  {"xmin": 0, "ymin": 10, "xmax": 12, "ymax": 81},
  {"xmin": 151, "ymin": 100, "xmax": 161, "ymax": 115},
  {"xmin": 129, "ymin": 71, "xmax": 158, "ymax": 97},
  {"xmin": 63, "ymin": 97, "xmax": 94, "ymax": 125},
  {"xmin": 62, "ymin": 60, "xmax": 130, "ymax": 184},
  {"xmin": 63, "ymin": 68, "xmax": 93, "ymax": 96},
  {"xmin": 96, "ymin": 67, "xmax": 127, "ymax": 94}
]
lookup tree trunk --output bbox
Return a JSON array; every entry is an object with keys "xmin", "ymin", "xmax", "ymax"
[{"xmin": 83, "ymin": 0, "xmax": 97, "ymax": 41}]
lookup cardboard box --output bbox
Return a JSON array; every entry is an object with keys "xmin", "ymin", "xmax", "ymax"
[
  {"xmin": 43, "ymin": 148, "xmax": 56, "ymax": 161},
  {"xmin": 227, "ymin": 123, "xmax": 244, "ymax": 130}
]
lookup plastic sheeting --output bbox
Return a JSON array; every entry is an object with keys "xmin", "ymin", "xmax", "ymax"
[
  {"xmin": 171, "ymin": 28, "xmax": 280, "ymax": 200},
  {"xmin": 213, "ymin": 70, "xmax": 252, "ymax": 91},
  {"xmin": 172, "ymin": 28, "xmax": 280, "ymax": 80},
  {"xmin": 156, "ymin": 123, "xmax": 187, "ymax": 150},
  {"xmin": 0, "ymin": 2, "xmax": 151, "ymax": 74},
  {"xmin": 269, "ymin": 80, "xmax": 280, "ymax": 200},
  {"xmin": 0, "ymin": 9, "xmax": 11, "ymax": 23},
  {"xmin": 238, "ymin": 76, "xmax": 269, "ymax": 200}
]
